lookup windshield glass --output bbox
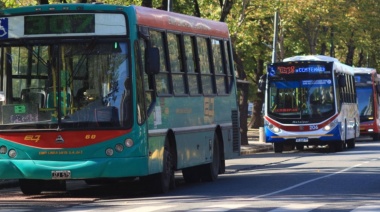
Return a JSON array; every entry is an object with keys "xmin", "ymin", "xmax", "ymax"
[
  {"xmin": 356, "ymin": 86, "xmax": 374, "ymax": 120},
  {"xmin": 0, "ymin": 40, "xmax": 131, "ymax": 130},
  {"xmin": 268, "ymin": 77, "xmax": 335, "ymax": 123}
]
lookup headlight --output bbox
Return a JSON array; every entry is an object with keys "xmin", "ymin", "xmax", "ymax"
[
  {"xmin": 105, "ymin": 148, "xmax": 114, "ymax": 156},
  {"xmin": 324, "ymin": 120, "xmax": 338, "ymax": 131},
  {"xmin": 8, "ymin": 149, "xmax": 17, "ymax": 158},
  {"xmin": 268, "ymin": 123, "xmax": 281, "ymax": 133},
  {"xmin": 125, "ymin": 139, "xmax": 134, "ymax": 148},
  {"xmin": 115, "ymin": 144, "xmax": 124, "ymax": 152}
]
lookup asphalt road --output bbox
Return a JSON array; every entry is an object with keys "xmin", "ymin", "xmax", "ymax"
[{"xmin": 1, "ymin": 140, "xmax": 380, "ymax": 211}]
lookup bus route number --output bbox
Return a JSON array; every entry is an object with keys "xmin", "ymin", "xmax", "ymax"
[{"xmin": 309, "ymin": 125, "xmax": 318, "ymax": 130}]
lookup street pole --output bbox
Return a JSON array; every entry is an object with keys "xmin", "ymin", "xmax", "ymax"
[{"xmin": 272, "ymin": 11, "xmax": 279, "ymax": 63}]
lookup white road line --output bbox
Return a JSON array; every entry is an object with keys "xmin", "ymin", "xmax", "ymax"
[
  {"xmin": 268, "ymin": 203, "xmax": 324, "ymax": 212},
  {"xmin": 351, "ymin": 205, "xmax": 380, "ymax": 212},
  {"xmin": 252, "ymin": 163, "xmax": 363, "ymax": 199},
  {"xmin": 187, "ymin": 204, "xmax": 250, "ymax": 212},
  {"xmin": 120, "ymin": 205, "xmax": 175, "ymax": 212}
]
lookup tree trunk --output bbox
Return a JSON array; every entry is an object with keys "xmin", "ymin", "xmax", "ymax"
[
  {"xmin": 357, "ymin": 49, "xmax": 364, "ymax": 67},
  {"xmin": 249, "ymin": 58, "xmax": 264, "ymax": 129},
  {"xmin": 345, "ymin": 32, "xmax": 355, "ymax": 66},
  {"xmin": 238, "ymin": 82, "xmax": 249, "ymax": 146},
  {"xmin": 141, "ymin": 0, "xmax": 153, "ymax": 8},
  {"xmin": 37, "ymin": 0, "xmax": 49, "ymax": 4},
  {"xmin": 193, "ymin": 0, "xmax": 201, "ymax": 17}
]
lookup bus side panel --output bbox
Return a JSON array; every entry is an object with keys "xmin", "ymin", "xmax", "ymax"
[
  {"xmin": 220, "ymin": 127, "xmax": 239, "ymax": 159},
  {"xmin": 147, "ymin": 135, "xmax": 166, "ymax": 175},
  {"xmin": 175, "ymin": 130, "xmax": 211, "ymax": 169},
  {"xmin": 340, "ymin": 103, "xmax": 360, "ymax": 140}
]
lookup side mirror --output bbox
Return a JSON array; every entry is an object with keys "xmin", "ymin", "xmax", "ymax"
[
  {"xmin": 258, "ymin": 74, "xmax": 266, "ymax": 92},
  {"xmin": 145, "ymin": 47, "xmax": 160, "ymax": 75},
  {"xmin": 338, "ymin": 75, "xmax": 346, "ymax": 87}
]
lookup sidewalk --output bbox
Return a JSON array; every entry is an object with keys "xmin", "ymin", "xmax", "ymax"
[
  {"xmin": 0, "ymin": 129, "xmax": 272, "ymax": 190},
  {"xmin": 241, "ymin": 128, "xmax": 272, "ymax": 155}
]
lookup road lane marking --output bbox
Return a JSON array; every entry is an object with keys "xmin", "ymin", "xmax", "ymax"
[
  {"xmin": 252, "ymin": 163, "xmax": 363, "ymax": 199},
  {"xmin": 120, "ymin": 205, "xmax": 174, "ymax": 212},
  {"xmin": 187, "ymin": 204, "xmax": 250, "ymax": 211},
  {"xmin": 351, "ymin": 204, "xmax": 380, "ymax": 211},
  {"xmin": 268, "ymin": 203, "xmax": 324, "ymax": 212}
]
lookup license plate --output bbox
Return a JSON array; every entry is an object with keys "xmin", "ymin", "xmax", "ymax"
[
  {"xmin": 51, "ymin": 170, "xmax": 71, "ymax": 179},
  {"xmin": 296, "ymin": 138, "xmax": 308, "ymax": 142}
]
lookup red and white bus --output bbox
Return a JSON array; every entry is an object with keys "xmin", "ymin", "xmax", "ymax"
[
  {"xmin": 353, "ymin": 68, "xmax": 380, "ymax": 140},
  {"xmin": 261, "ymin": 55, "xmax": 360, "ymax": 153}
]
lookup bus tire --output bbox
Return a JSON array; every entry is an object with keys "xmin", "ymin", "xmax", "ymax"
[
  {"xmin": 295, "ymin": 144, "xmax": 304, "ymax": 151},
  {"xmin": 19, "ymin": 179, "xmax": 43, "ymax": 195},
  {"xmin": 372, "ymin": 133, "xmax": 379, "ymax": 141},
  {"xmin": 335, "ymin": 141, "xmax": 344, "ymax": 152},
  {"xmin": 273, "ymin": 143, "xmax": 283, "ymax": 153},
  {"xmin": 182, "ymin": 166, "xmax": 202, "ymax": 183},
  {"xmin": 201, "ymin": 134, "xmax": 220, "ymax": 182},
  {"xmin": 347, "ymin": 124, "xmax": 357, "ymax": 148},
  {"xmin": 347, "ymin": 138, "xmax": 356, "ymax": 148},
  {"xmin": 150, "ymin": 138, "xmax": 175, "ymax": 193}
]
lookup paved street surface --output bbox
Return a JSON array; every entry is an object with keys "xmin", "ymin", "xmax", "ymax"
[{"xmin": 1, "ymin": 140, "xmax": 380, "ymax": 212}]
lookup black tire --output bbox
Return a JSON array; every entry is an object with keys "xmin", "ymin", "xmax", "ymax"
[
  {"xmin": 149, "ymin": 138, "xmax": 175, "ymax": 193},
  {"xmin": 335, "ymin": 121, "xmax": 347, "ymax": 152},
  {"xmin": 328, "ymin": 142, "xmax": 336, "ymax": 152},
  {"xmin": 201, "ymin": 134, "xmax": 220, "ymax": 182},
  {"xmin": 295, "ymin": 144, "xmax": 304, "ymax": 151},
  {"xmin": 182, "ymin": 166, "xmax": 202, "ymax": 183},
  {"xmin": 372, "ymin": 133, "xmax": 379, "ymax": 141},
  {"xmin": 335, "ymin": 140, "xmax": 344, "ymax": 152},
  {"xmin": 273, "ymin": 143, "xmax": 283, "ymax": 153},
  {"xmin": 19, "ymin": 179, "xmax": 43, "ymax": 195},
  {"xmin": 347, "ymin": 121, "xmax": 357, "ymax": 148}
]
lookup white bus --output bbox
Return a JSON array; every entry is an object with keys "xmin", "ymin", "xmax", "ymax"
[{"xmin": 260, "ymin": 55, "xmax": 359, "ymax": 153}]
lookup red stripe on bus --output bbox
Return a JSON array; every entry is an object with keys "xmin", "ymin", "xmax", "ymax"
[
  {"xmin": 0, "ymin": 130, "xmax": 130, "ymax": 149},
  {"xmin": 265, "ymin": 114, "xmax": 339, "ymax": 132},
  {"xmin": 135, "ymin": 6, "xmax": 229, "ymax": 38}
]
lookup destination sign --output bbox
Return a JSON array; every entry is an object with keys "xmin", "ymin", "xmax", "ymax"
[
  {"xmin": 25, "ymin": 14, "xmax": 95, "ymax": 35},
  {"xmin": 269, "ymin": 64, "xmax": 327, "ymax": 76},
  {"xmin": 0, "ymin": 13, "xmax": 127, "ymax": 39}
]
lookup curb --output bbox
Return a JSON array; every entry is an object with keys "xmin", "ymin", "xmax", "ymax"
[{"xmin": 240, "ymin": 145, "xmax": 273, "ymax": 155}]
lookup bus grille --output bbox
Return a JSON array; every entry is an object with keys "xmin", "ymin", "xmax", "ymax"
[{"xmin": 232, "ymin": 110, "xmax": 240, "ymax": 152}]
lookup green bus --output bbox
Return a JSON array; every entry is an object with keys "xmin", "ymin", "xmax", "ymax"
[{"xmin": 0, "ymin": 3, "xmax": 240, "ymax": 194}]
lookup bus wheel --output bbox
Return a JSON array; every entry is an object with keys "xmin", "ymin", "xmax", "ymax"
[
  {"xmin": 19, "ymin": 179, "xmax": 43, "ymax": 195},
  {"xmin": 182, "ymin": 166, "xmax": 202, "ymax": 183},
  {"xmin": 328, "ymin": 142, "xmax": 336, "ymax": 152},
  {"xmin": 295, "ymin": 144, "xmax": 304, "ymax": 151},
  {"xmin": 150, "ymin": 139, "xmax": 175, "ymax": 193},
  {"xmin": 372, "ymin": 134, "xmax": 379, "ymax": 141},
  {"xmin": 347, "ymin": 138, "xmax": 356, "ymax": 148},
  {"xmin": 335, "ymin": 141, "xmax": 344, "ymax": 152},
  {"xmin": 347, "ymin": 127, "xmax": 357, "ymax": 148},
  {"xmin": 273, "ymin": 143, "xmax": 283, "ymax": 153},
  {"xmin": 201, "ymin": 134, "xmax": 220, "ymax": 182}
]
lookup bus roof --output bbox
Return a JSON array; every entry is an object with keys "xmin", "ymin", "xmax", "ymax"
[
  {"xmin": 0, "ymin": 4, "xmax": 230, "ymax": 39},
  {"xmin": 283, "ymin": 55, "xmax": 339, "ymax": 62},
  {"xmin": 134, "ymin": 6, "xmax": 229, "ymax": 38},
  {"xmin": 352, "ymin": 67, "xmax": 377, "ymax": 74},
  {"xmin": 282, "ymin": 55, "xmax": 354, "ymax": 75}
]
